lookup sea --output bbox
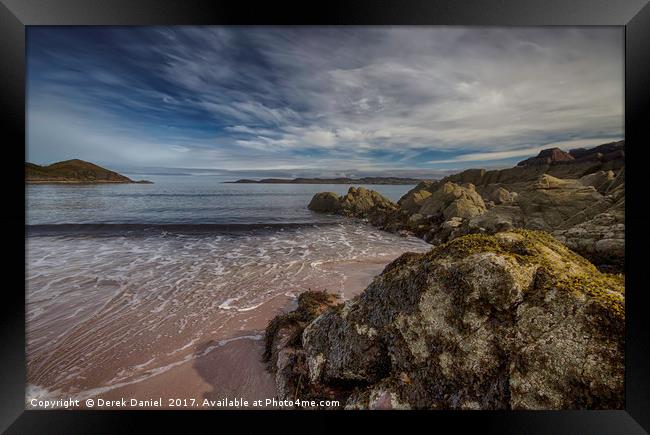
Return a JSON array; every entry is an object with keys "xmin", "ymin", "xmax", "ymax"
[{"xmin": 25, "ymin": 175, "xmax": 431, "ymax": 402}]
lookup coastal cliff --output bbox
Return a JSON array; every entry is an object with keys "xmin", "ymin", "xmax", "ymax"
[{"xmin": 26, "ymin": 159, "xmax": 152, "ymax": 184}]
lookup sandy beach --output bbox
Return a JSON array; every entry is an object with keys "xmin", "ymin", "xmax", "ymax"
[
  {"xmin": 79, "ymin": 258, "xmax": 390, "ymax": 410},
  {"xmin": 26, "ymin": 183, "xmax": 430, "ymax": 410},
  {"xmin": 26, "ymin": 246, "xmax": 404, "ymax": 410}
]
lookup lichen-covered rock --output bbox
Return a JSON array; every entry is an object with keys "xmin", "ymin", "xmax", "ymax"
[
  {"xmin": 418, "ymin": 182, "xmax": 486, "ymax": 219},
  {"xmin": 269, "ymin": 231, "xmax": 624, "ymax": 410},
  {"xmin": 399, "ymin": 189, "xmax": 433, "ymax": 214},
  {"xmin": 308, "ymin": 187, "xmax": 398, "ymax": 222},
  {"xmin": 338, "ymin": 186, "xmax": 398, "ymax": 217}
]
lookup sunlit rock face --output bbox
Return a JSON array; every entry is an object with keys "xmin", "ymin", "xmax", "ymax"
[
  {"xmin": 307, "ymin": 142, "xmax": 625, "ymax": 272},
  {"xmin": 266, "ymin": 230, "xmax": 624, "ymax": 410}
]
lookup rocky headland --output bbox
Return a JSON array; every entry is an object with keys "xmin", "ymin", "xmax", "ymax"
[
  {"xmin": 265, "ymin": 140, "xmax": 625, "ymax": 409},
  {"xmin": 307, "ymin": 140, "xmax": 625, "ymax": 272},
  {"xmin": 26, "ymin": 159, "xmax": 153, "ymax": 184}
]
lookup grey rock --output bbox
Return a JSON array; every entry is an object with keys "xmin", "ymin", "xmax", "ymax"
[
  {"xmin": 308, "ymin": 192, "xmax": 341, "ymax": 213},
  {"xmin": 267, "ymin": 231, "xmax": 624, "ymax": 410}
]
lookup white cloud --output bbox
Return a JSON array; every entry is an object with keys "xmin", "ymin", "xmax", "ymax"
[
  {"xmin": 302, "ymin": 129, "xmax": 336, "ymax": 147},
  {"xmin": 27, "ymin": 26, "xmax": 624, "ymax": 172}
]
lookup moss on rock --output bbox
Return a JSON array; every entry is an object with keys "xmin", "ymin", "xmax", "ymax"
[{"xmin": 265, "ymin": 231, "xmax": 625, "ymax": 410}]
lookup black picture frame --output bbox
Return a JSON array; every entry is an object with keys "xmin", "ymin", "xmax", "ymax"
[{"xmin": 2, "ymin": 0, "xmax": 649, "ymax": 433}]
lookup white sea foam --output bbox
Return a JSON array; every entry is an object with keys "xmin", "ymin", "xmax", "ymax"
[
  {"xmin": 26, "ymin": 222, "xmax": 430, "ymax": 398},
  {"xmin": 26, "ymin": 384, "xmax": 61, "ymax": 402},
  {"xmin": 218, "ymin": 297, "xmax": 241, "ymax": 310}
]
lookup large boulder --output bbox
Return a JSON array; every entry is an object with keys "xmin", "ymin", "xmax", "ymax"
[
  {"xmin": 308, "ymin": 187, "xmax": 399, "ymax": 229},
  {"xmin": 399, "ymin": 188, "xmax": 434, "ymax": 214},
  {"xmin": 338, "ymin": 186, "xmax": 397, "ymax": 217},
  {"xmin": 418, "ymin": 182, "xmax": 486, "ymax": 220},
  {"xmin": 398, "ymin": 180, "xmax": 436, "ymax": 203},
  {"xmin": 466, "ymin": 205, "xmax": 523, "ymax": 235},
  {"xmin": 267, "ymin": 230, "xmax": 624, "ymax": 410},
  {"xmin": 308, "ymin": 192, "xmax": 341, "ymax": 213}
]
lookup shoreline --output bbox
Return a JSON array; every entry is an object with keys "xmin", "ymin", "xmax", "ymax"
[
  {"xmin": 27, "ymin": 180, "xmax": 153, "ymax": 184},
  {"xmin": 26, "ymin": 254, "xmax": 399, "ymax": 410}
]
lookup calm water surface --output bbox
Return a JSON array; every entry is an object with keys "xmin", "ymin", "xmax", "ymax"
[{"xmin": 26, "ymin": 175, "xmax": 414, "ymax": 225}]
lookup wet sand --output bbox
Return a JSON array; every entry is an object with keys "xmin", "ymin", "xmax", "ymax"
[
  {"xmin": 26, "ymin": 222, "xmax": 432, "ymax": 410},
  {"xmin": 73, "ymin": 258, "xmax": 391, "ymax": 409}
]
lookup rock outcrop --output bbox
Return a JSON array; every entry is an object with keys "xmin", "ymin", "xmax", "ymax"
[
  {"xmin": 488, "ymin": 186, "xmax": 518, "ymax": 205},
  {"xmin": 418, "ymin": 182, "xmax": 486, "ymax": 220},
  {"xmin": 552, "ymin": 174, "xmax": 624, "ymax": 272},
  {"xmin": 447, "ymin": 141, "xmax": 624, "ymax": 185},
  {"xmin": 308, "ymin": 192, "xmax": 341, "ymax": 213},
  {"xmin": 515, "ymin": 141, "xmax": 624, "ymax": 175},
  {"xmin": 265, "ymin": 231, "xmax": 624, "ymax": 410},
  {"xmin": 263, "ymin": 290, "xmax": 344, "ymax": 404},
  {"xmin": 502, "ymin": 175, "xmax": 602, "ymax": 230},
  {"xmin": 553, "ymin": 211, "xmax": 624, "ymax": 273},
  {"xmin": 517, "ymin": 147, "xmax": 574, "ymax": 166},
  {"xmin": 579, "ymin": 170, "xmax": 616, "ymax": 193},
  {"xmin": 338, "ymin": 186, "xmax": 398, "ymax": 217},
  {"xmin": 398, "ymin": 181, "xmax": 436, "ymax": 214},
  {"xmin": 569, "ymin": 140, "xmax": 625, "ymax": 162},
  {"xmin": 307, "ymin": 141, "xmax": 625, "ymax": 271},
  {"xmin": 308, "ymin": 186, "xmax": 399, "ymax": 227}
]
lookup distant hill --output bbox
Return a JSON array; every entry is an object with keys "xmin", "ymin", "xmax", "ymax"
[
  {"xmin": 228, "ymin": 177, "xmax": 425, "ymax": 185},
  {"xmin": 517, "ymin": 140, "xmax": 624, "ymax": 167},
  {"xmin": 26, "ymin": 159, "xmax": 152, "ymax": 184}
]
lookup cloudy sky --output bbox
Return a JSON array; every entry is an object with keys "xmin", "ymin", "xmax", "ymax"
[{"xmin": 27, "ymin": 26, "xmax": 623, "ymax": 178}]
